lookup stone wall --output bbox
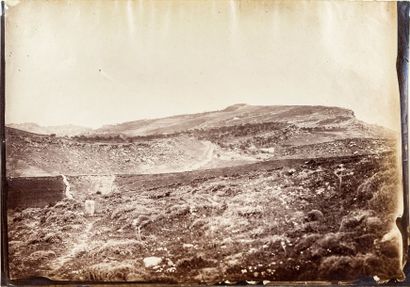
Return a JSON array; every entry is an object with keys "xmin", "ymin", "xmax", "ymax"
[{"xmin": 7, "ymin": 176, "xmax": 65, "ymax": 209}]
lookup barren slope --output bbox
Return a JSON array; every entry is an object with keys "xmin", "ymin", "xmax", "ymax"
[
  {"xmin": 6, "ymin": 105, "xmax": 403, "ymax": 283},
  {"xmin": 93, "ymin": 104, "xmax": 389, "ymax": 137},
  {"xmin": 5, "ymin": 105, "xmax": 395, "ymax": 177},
  {"xmin": 8, "ymin": 153, "xmax": 403, "ymax": 282}
]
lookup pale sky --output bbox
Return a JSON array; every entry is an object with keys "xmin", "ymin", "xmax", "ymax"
[{"xmin": 5, "ymin": 0, "xmax": 400, "ymax": 129}]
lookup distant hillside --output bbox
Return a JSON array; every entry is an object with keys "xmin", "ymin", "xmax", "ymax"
[
  {"xmin": 92, "ymin": 104, "xmax": 390, "ymax": 138},
  {"xmin": 5, "ymin": 105, "xmax": 396, "ymax": 177},
  {"xmin": 6, "ymin": 123, "xmax": 92, "ymax": 137},
  {"xmin": 7, "ymin": 105, "xmax": 392, "ymax": 138}
]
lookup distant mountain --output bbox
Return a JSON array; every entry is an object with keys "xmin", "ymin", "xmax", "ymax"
[
  {"xmin": 6, "ymin": 123, "xmax": 92, "ymax": 137},
  {"xmin": 92, "ymin": 104, "xmax": 390, "ymax": 138}
]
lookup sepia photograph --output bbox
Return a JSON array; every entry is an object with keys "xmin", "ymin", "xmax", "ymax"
[{"xmin": 3, "ymin": 0, "xmax": 407, "ymax": 284}]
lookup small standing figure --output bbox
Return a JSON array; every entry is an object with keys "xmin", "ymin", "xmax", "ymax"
[{"xmin": 85, "ymin": 200, "xmax": 95, "ymax": 216}]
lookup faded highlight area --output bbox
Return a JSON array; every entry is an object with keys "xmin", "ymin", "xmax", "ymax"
[{"xmin": 5, "ymin": 0, "xmax": 400, "ymax": 130}]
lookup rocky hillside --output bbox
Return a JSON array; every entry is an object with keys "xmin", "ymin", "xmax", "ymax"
[
  {"xmin": 8, "ymin": 152, "xmax": 403, "ymax": 282},
  {"xmin": 93, "ymin": 104, "xmax": 390, "ymax": 137},
  {"xmin": 5, "ymin": 105, "xmax": 396, "ymax": 177},
  {"xmin": 6, "ymin": 105, "xmax": 403, "ymax": 283}
]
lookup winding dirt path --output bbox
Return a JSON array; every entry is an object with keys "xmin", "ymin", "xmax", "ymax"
[{"xmin": 186, "ymin": 141, "xmax": 216, "ymax": 171}]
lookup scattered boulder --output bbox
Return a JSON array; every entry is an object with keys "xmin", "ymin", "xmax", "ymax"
[
  {"xmin": 306, "ymin": 210, "xmax": 324, "ymax": 222},
  {"xmin": 339, "ymin": 212, "xmax": 370, "ymax": 231},
  {"xmin": 365, "ymin": 216, "xmax": 383, "ymax": 231},
  {"xmin": 143, "ymin": 256, "xmax": 162, "ymax": 268},
  {"xmin": 287, "ymin": 168, "xmax": 296, "ymax": 176},
  {"xmin": 27, "ymin": 250, "xmax": 56, "ymax": 262}
]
